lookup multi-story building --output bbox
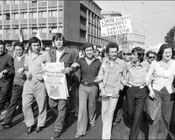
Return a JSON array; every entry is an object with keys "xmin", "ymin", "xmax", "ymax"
[
  {"xmin": 121, "ymin": 30, "xmax": 145, "ymax": 50},
  {"xmin": 0, "ymin": 0, "xmax": 115, "ymax": 48}
]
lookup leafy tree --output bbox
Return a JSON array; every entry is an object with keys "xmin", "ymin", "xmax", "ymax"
[{"xmin": 165, "ymin": 26, "xmax": 175, "ymax": 45}]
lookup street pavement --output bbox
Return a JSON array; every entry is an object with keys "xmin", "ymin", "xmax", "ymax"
[{"xmin": 0, "ymin": 97, "xmax": 170, "ymax": 139}]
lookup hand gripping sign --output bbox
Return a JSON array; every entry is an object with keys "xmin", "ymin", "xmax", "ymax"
[
  {"xmin": 100, "ymin": 15, "xmax": 132, "ymax": 37},
  {"xmin": 42, "ymin": 62, "xmax": 69, "ymax": 100}
]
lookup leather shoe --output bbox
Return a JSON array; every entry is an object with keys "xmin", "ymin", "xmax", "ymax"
[
  {"xmin": 113, "ymin": 118, "xmax": 121, "ymax": 126},
  {"xmin": 50, "ymin": 132, "xmax": 61, "ymax": 140},
  {"xmin": 26, "ymin": 126, "xmax": 33, "ymax": 134},
  {"xmin": 0, "ymin": 118, "xmax": 4, "ymax": 123},
  {"xmin": 75, "ymin": 134, "xmax": 84, "ymax": 139},
  {"xmin": 1, "ymin": 122, "xmax": 11, "ymax": 129},
  {"xmin": 34, "ymin": 126, "xmax": 43, "ymax": 133}
]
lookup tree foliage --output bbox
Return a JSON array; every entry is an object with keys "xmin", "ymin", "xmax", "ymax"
[{"xmin": 165, "ymin": 26, "xmax": 175, "ymax": 45}]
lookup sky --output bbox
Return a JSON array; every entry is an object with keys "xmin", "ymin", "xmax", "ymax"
[{"xmin": 95, "ymin": 1, "xmax": 175, "ymax": 45}]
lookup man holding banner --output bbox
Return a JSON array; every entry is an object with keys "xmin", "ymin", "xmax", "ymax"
[{"xmin": 48, "ymin": 33, "xmax": 78, "ymax": 140}]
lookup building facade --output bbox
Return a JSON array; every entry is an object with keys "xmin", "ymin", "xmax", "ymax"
[
  {"xmin": 121, "ymin": 31, "xmax": 145, "ymax": 50},
  {"xmin": 0, "ymin": 0, "xmax": 115, "ymax": 48}
]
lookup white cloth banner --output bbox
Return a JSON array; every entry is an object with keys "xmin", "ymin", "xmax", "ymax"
[
  {"xmin": 42, "ymin": 62, "xmax": 69, "ymax": 100},
  {"xmin": 100, "ymin": 15, "xmax": 132, "ymax": 37}
]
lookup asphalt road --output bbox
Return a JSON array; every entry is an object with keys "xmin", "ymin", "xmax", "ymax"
[{"xmin": 0, "ymin": 98, "xmax": 173, "ymax": 139}]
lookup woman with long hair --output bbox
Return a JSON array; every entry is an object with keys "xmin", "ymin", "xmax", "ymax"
[{"xmin": 146, "ymin": 44, "xmax": 175, "ymax": 139}]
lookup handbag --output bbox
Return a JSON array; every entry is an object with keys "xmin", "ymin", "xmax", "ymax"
[{"xmin": 144, "ymin": 96, "xmax": 160, "ymax": 120}]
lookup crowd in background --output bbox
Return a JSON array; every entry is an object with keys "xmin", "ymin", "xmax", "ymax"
[{"xmin": 0, "ymin": 33, "xmax": 175, "ymax": 140}]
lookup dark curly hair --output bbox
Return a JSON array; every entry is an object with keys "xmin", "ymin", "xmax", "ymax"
[
  {"xmin": 106, "ymin": 42, "xmax": 119, "ymax": 54},
  {"xmin": 156, "ymin": 43, "xmax": 174, "ymax": 61},
  {"xmin": 131, "ymin": 47, "xmax": 145, "ymax": 62}
]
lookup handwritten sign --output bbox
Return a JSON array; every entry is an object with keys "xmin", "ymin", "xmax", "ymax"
[
  {"xmin": 42, "ymin": 62, "xmax": 69, "ymax": 100},
  {"xmin": 100, "ymin": 15, "xmax": 132, "ymax": 36}
]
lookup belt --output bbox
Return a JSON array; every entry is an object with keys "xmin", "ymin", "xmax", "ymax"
[{"xmin": 81, "ymin": 82, "xmax": 97, "ymax": 87}]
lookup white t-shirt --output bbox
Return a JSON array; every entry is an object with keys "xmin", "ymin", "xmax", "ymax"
[{"xmin": 56, "ymin": 49, "xmax": 65, "ymax": 62}]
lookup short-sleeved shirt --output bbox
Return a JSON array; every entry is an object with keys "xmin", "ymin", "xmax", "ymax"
[
  {"xmin": 76, "ymin": 57, "xmax": 101, "ymax": 83},
  {"xmin": 126, "ymin": 61, "xmax": 149, "ymax": 87}
]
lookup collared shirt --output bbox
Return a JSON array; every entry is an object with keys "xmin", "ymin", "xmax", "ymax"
[
  {"xmin": 126, "ymin": 61, "xmax": 149, "ymax": 87},
  {"xmin": 16, "ymin": 54, "xmax": 25, "ymax": 61},
  {"xmin": 76, "ymin": 57, "xmax": 101, "ymax": 83},
  {"xmin": 98, "ymin": 57, "xmax": 125, "ymax": 97},
  {"xmin": 24, "ymin": 51, "xmax": 51, "ymax": 81},
  {"xmin": 146, "ymin": 60, "xmax": 175, "ymax": 94}
]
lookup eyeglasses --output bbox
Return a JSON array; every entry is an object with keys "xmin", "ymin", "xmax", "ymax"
[
  {"xmin": 148, "ymin": 56, "xmax": 155, "ymax": 59},
  {"xmin": 123, "ymin": 53, "xmax": 131, "ymax": 56}
]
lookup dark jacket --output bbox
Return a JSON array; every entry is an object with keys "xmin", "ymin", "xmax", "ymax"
[
  {"xmin": 0, "ymin": 53, "xmax": 15, "ymax": 86},
  {"xmin": 49, "ymin": 47, "xmax": 78, "ymax": 89}
]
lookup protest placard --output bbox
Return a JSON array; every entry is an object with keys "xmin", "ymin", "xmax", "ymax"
[
  {"xmin": 42, "ymin": 62, "xmax": 69, "ymax": 100},
  {"xmin": 100, "ymin": 15, "xmax": 132, "ymax": 37}
]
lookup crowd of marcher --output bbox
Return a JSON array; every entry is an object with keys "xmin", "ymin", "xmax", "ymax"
[{"xmin": 0, "ymin": 33, "xmax": 175, "ymax": 140}]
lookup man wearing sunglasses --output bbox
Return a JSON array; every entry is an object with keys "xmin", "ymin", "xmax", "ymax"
[{"xmin": 146, "ymin": 51, "xmax": 157, "ymax": 64}]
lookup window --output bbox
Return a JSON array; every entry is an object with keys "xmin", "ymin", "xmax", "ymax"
[
  {"xmin": 5, "ymin": 13, "xmax": 10, "ymax": 20},
  {"xmin": 30, "ymin": 12, "xmax": 37, "ymax": 18},
  {"xmin": 38, "ymin": 11, "xmax": 47, "ymax": 18},
  {"xmin": 0, "ymin": 14, "xmax": 2, "ymax": 20},
  {"xmin": 6, "ymin": 0, "xmax": 11, "ymax": 4},
  {"xmin": 41, "ymin": 28, "xmax": 47, "ymax": 33}
]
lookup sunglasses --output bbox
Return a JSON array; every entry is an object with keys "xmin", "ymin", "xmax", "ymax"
[
  {"xmin": 148, "ymin": 56, "xmax": 155, "ymax": 59},
  {"xmin": 123, "ymin": 53, "xmax": 131, "ymax": 56}
]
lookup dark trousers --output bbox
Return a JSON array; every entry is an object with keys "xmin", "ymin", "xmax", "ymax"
[
  {"xmin": 49, "ymin": 98, "xmax": 67, "ymax": 133},
  {"xmin": 0, "ymin": 82, "xmax": 11, "ymax": 112},
  {"xmin": 3, "ymin": 84, "xmax": 23, "ymax": 124},
  {"xmin": 127, "ymin": 86, "xmax": 148, "ymax": 139},
  {"xmin": 149, "ymin": 87, "xmax": 174, "ymax": 139},
  {"xmin": 113, "ymin": 86, "xmax": 128, "ymax": 122}
]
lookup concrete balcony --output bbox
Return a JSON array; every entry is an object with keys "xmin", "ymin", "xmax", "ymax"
[
  {"xmin": 0, "ymin": 20, "xmax": 2, "ymax": 25},
  {"xmin": 38, "ymin": 18, "xmax": 47, "ymax": 24},
  {"xmin": 41, "ymin": 33, "xmax": 47, "ymax": 39},
  {"xmin": 80, "ymin": 11, "xmax": 87, "ymax": 19},
  {"xmin": 12, "ymin": 19, "xmax": 19, "ymax": 24},
  {"xmin": 19, "ymin": 3, "xmax": 28, "ymax": 10},
  {"xmin": 80, "ymin": 24, "xmax": 86, "ymax": 31},
  {"xmin": 48, "ymin": 33, "xmax": 53, "ymax": 39},
  {"xmin": 20, "ymin": 19, "xmax": 28, "ymax": 24},
  {"xmin": 3, "ymin": 4, "xmax": 10, "ymax": 12},
  {"xmin": 80, "ymin": 37, "xmax": 86, "ymax": 43},
  {"xmin": 3, "ymin": 20, "xmax": 10, "ymax": 25},
  {"xmin": 48, "ymin": 1, "xmax": 57, "ymax": 9},
  {"xmin": 38, "ymin": 1, "xmax": 47, "ymax": 10},
  {"xmin": 29, "ymin": 3, "xmax": 37, "ymax": 11},
  {"xmin": 12, "ymin": 34, "xmax": 19, "ymax": 40},
  {"xmin": 48, "ymin": 18, "xmax": 57, "ymax": 23},
  {"xmin": 4, "ymin": 34, "xmax": 11, "ymax": 39},
  {"xmin": 0, "ymin": 34, "xmax": 2, "ymax": 40},
  {"xmin": 29, "ymin": 18, "xmax": 37, "ymax": 24}
]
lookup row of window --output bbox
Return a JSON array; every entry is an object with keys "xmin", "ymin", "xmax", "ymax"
[{"xmin": 0, "ymin": 10, "xmax": 63, "ymax": 20}]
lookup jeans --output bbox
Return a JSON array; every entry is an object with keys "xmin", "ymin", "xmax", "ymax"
[
  {"xmin": 127, "ymin": 86, "xmax": 148, "ymax": 139},
  {"xmin": 148, "ymin": 87, "xmax": 174, "ymax": 139},
  {"xmin": 76, "ymin": 84, "xmax": 98, "ymax": 135},
  {"xmin": 3, "ymin": 84, "xmax": 23, "ymax": 124},
  {"xmin": 49, "ymin": 98, "xmax": 67, "ymax": 133}
]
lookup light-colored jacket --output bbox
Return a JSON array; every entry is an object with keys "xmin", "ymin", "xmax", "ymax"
[{"xmin": 98, "ymin": 57, "xmax": 126, "ymax": 97}]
